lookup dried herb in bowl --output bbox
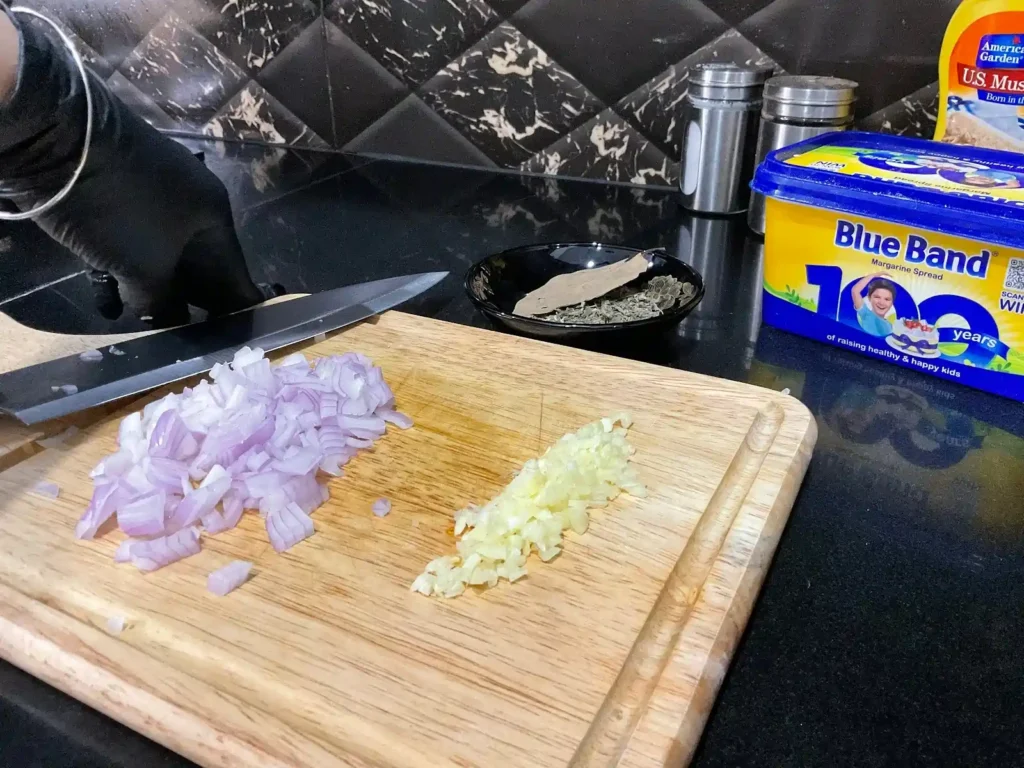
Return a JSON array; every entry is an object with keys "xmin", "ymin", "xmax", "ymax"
[{"xmin": 542, "ymin": 276, "xmax": 695, "ymax": 324}]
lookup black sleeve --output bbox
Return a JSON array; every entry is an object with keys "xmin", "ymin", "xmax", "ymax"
[{"xmin": 0, "ymin": 7, "xmax": 274, "ymax": 326}]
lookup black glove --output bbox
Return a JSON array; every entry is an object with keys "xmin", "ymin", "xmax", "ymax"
[{"xmin": 0, "ymin": 8, "xmax": 279, "ymax": 326}]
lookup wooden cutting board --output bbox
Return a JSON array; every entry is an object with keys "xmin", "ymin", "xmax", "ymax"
[
  {"xmin": 0, "ymin": 311, "xmax": 815, "ymax": 768},
  {"xmin": 0, "ymin": 294, "xmax": 303, "ymax": 464},
  {"xmin": 0, "ymin": 311, "xmax": 155, "ymax": 464}
]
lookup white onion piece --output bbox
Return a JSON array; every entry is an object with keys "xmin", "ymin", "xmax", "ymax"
[
  {"xmin": 52, "ymin": 384, "xmax": 79, "ymax": 395},
  {"xmin": 30, "ymin": 481, "xmax": 60, "ymax": 499},
  {"xmin": 207, "ymin": 560, "xmax": 253, "ymax": 596},
  {"xmin": 130, "ymin": 528, "xmax": 201, "ymax": 572},
  {"xmin": 106, "ymin": 615, "xmax": 126, "ymax": 634},
  {"xmin": 108, "ymin": 345, "xmax": 125, "ymax": 356},
  {"xmin": 266, "ymin": 502, "xmax": 314, "ymax": 553},
  {"xmin": 412, "ymin": 414, "xmax": 645, "ymax": 598},
  {"xmin": 79, "ymin": 349, "xmax": 103, "ymax": 362},
  {"xmin": 372, "ymin": 498, "xmax": 391, "ymax": 517}
]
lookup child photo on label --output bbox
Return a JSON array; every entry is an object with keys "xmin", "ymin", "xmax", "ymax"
[
  {"xmin": 851, "ymin": 272, "xmax": 896, "ymax": 336},
  {"xmin": 941, "ymin": 168, "xmax": 1024, "ymax": 187}
]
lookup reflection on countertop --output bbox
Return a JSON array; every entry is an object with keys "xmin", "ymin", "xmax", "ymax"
[{"xmin": 1, "ymin": 139, "xmax": 1023, "ymax": 768}]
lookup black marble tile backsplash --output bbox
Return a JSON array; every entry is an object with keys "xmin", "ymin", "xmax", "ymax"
[{"xmin": 14, "ymin": 0, "xmax": 955, "ymax": 187}]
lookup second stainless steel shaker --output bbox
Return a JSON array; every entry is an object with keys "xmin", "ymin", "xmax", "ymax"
[
  {"xmin": 679, "ymin": 63, "xmax": 773, "ymax": 215},
  {"xmin": 747, "ymin": 75, "xmax": 858, "ymax": 235}
]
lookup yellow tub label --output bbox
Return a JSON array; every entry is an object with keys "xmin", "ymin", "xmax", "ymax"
[
  {"xmin": 762, "ymin": 197, "xmax": 1024, "ymax": 400},
  {"xmin": 783, "ymin": 142, "xmax": 1024, "ymax": 200}
]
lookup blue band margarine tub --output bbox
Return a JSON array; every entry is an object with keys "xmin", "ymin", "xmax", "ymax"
[{"xmin": 751, "ymin": 131, "xmax": 1024, "ymax": 402}]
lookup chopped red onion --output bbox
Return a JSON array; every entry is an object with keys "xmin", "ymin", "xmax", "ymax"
[
  {"xmin": 245, "ymin": 450, "xmax": 271, "ymax": 472},
  {"xmin": 281, "ymin": 473, "xmax": 325, "ymax": 515},
  {"xmin": 113, "ymin": 539, "xmax": 136, "ymax": 563},
  {"xmin": 76, "ymin": 482, "xmax": 129, "ymax": 540},
  {"xmin": 30, "ymin": 481, "xmax": 60, "ymax": 499},
  {"xmin": 166, "ymin": 475, "xmax": 230, "ymax": 531},
  {"xmin": 266, "ymin": 502, "xmax": 314, "ymax": 553},
  {"xmin": 148, "ymin": 410, "xmax": 197, "ymax": 460},
  {"xmin": 337, "ymin": 414, "xmax": 386, "ymax": 437},
  {"xmin": 319, "ymin": 393, "xmax": 339, "ymax": 419},
  {"xmin": 244, "ymin": 471, "xmax": 284, "ymax": 498},
  {"xmin": 341, "ymin": 395, "xmax": 371, "ymax": 417},
  {"xmin": 79, "ymin": 349, "xmax": 103, "ymax": 362},
  {"xmin": 372, "ymin": 498, "xmax": 391, "ymax": 517},
  {"xmin": 130, "ymin": 528, "xmax": 200, "ymax": 572},
  {"xmin": 91, "ymin": 450, "xmax": 131, "ymax": 480},
  {"xmin": 219, "ymin": 494, "xmax": 246, "ymax": 530},
  {"xmin": 271, "ymin": 448, "xmax": 321, "ymax": 476},
  {"xmin": 379, "ymin": 409, "xmax": 413, "ymax": 429},
  {"xmin": 77, "ymin": 347, "xmax": 410, "ymax": 578},
  {"xmin": 117, "ymin": 491, "xmax": 166, "ymax": 537},
  {"xmin": 143, "ymin": 457, "xmax": 190, "ymax": 492},
  {"xmin": 207, "ymin": 560, "xmax": 253, "ymax": 596},
  {"xmin": 278, "ymin": 352, "xmax": 309, "ymax": 369}
]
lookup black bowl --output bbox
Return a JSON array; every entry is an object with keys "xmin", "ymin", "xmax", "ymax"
[{"xmin": 465, "ymin": 243, "xmax": 705, "ymax": 341}]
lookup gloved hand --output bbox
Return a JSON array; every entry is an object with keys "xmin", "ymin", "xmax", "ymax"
[{"xmin": 0, "ymin": 6, "xmax": 280, "ymax": 327}]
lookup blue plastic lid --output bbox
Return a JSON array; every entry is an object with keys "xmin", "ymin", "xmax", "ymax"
[{"xmin": 751, "ymin": 131, "xmax": 1024, "ymax": 250}]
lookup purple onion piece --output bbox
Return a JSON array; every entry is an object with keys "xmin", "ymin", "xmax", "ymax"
[{"xmin": 207, "ymin": 560, "xmax": 253, "ymax": 596}]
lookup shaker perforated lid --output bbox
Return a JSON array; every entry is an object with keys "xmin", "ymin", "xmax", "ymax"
[
  {"xmin": 687, "ymin": 63, "xmax": 774, "ymax": 102},
  {"xmin": 690, "ymin": 63, "xmax": 774, "ymax": 87},
  {"xmin": 762, "ymin": 75, "xmax": 858, "ymax": 119}
]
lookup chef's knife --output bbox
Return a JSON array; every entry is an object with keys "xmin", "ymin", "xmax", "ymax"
[{"xmin": 0, "ymin": 271, "xmax": 447, "ymax": 425}]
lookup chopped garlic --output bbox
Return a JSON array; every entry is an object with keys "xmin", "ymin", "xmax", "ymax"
[{"xmin": 412, "ymin": 414, "xmax": 645, "ymax": 598}]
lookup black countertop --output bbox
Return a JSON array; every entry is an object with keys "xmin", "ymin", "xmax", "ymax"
[{"xmin": 2, "ymin": 140, "xmax": 1023, "ymax": 768}]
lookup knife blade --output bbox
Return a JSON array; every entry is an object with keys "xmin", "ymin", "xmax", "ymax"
[{"xmin": 0, "ymin": 271, "xmax": 447, "ymax": 425}]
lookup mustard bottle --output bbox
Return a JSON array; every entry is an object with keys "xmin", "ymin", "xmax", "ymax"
[{"xmin": 936, "ymin": 0, "xmax": 1024, "ymax": 152}]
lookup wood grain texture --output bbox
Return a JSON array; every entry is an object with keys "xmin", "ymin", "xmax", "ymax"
[
  {"xmin": 0, "ymin": 311, "xmax": 155, "ymax": 376},
  {"xmin": 0, "ymin": 312, "xmax": 816, "ymax": 767},
  {"xmin": 571, "ymin": 403, "xmax": 786, "ymax": 768},
  {"xmin": 0, "ymin": 312, "xmax": 153, "ymax": 460},
  {"xmin": 0, "ymin": 295, "xmax": 305, "ymax": 461}
]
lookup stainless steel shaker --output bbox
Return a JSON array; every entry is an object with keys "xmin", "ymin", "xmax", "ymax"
[
  {"xmin": 679, "ymin": 63, "xmax": 773, "ymax": 215},
  {"xmin": 747, "ymin": 75, "xmax": 858, "ymax": 235}
]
